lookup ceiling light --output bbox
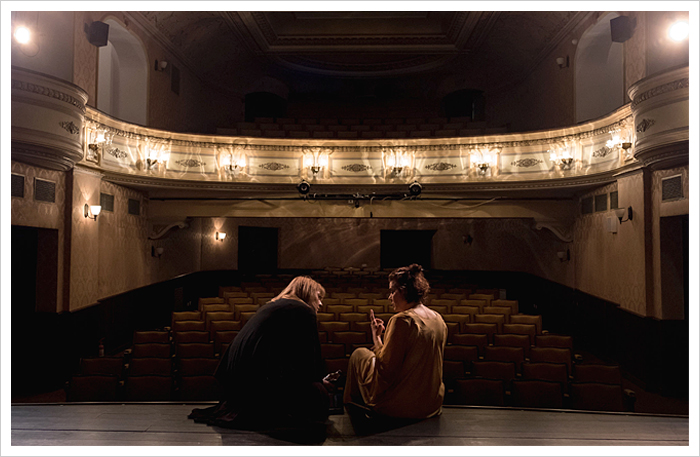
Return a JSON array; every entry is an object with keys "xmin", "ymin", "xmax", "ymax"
[
  {"xmin": 668, "ymin": 21, "xmax": 689, "ymax": 42},
  {"xmin": 14, "ymin": 26, "xmax": 31, "ymax": 44}
]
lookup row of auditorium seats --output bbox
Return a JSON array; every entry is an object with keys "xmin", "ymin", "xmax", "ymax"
[{"xmin": 218, "ymin": 116, "xmax": 507, "ymax": 139}]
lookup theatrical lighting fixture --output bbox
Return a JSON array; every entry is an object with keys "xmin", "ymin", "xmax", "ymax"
[
  {"xmin": 615, "ymin": 206, "xmax": 633, "ymax": 223},
  {"xmin": 548, "ymin": 142, "xmax": 574, "ymax": 170},
  {"xmin": 668, "ymin": 21, "xmax": 689, "ymax": 42},
  {"xmin": 408, "ymin": 181, "xmax": 422, "ymax": 196},
  {"xmin": 14, "ymin": 26, "xmax": 31, "ymax": 44},
  {"xmin": 216, "ymin": 232, "xmax": 226, "ymax": 241},
  {"xmin": 297, "ymin": 180, "xmax": 311, "ymax": 195},
  {"xmin": 84, "ymin": 204, "xmax": 102, "ymax": 221}
]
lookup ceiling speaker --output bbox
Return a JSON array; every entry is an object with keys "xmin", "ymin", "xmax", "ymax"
[
  {"xmin": 85, "ymin": 21, "xmax": 110, "ymax": 47},
  {"xmin": 610, "ymin": 16, "xmax": 635, "ymax": 43}
]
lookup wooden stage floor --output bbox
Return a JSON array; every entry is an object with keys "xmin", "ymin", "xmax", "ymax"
[{"xmin": 10, "ymin": 402, "xmax": 689, "ymax": 447}]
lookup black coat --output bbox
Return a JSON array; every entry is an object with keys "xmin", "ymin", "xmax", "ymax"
[{"xmin": 215, "ymin": 298, "xmax": 325, "ymax": 412}]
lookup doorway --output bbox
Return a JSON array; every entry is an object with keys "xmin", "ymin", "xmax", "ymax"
[
  {"xmin": 380, "ymin": 229, "xmax": 435, "ymax": 269},
  {"xmin": 238, "ymin": 226, "xmax": 279, "ymax": 273}
]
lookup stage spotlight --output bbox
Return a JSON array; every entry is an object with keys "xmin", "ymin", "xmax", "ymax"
[
  {"xmin": 297, "ymin": 180, "xmax": 311, "ymax": 195},
  {"xmin": 408, "ymin": 181, "xmax": 422, "ymax": 196}
]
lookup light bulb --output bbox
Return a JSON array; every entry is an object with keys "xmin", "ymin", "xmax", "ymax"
[
  {"xmin": 668, "ymin": 21, "xmax": 689, "ymax": 42},
  {"xmin": 14, "ymin": 26, "xmax": 31, "ymax": 44},
  {"xmin": 90, "ymin": 205, "xmax": 102, "ymax": 217}
]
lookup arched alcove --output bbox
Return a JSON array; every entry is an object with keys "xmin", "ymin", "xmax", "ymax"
[
  {"xmin": 575, "ymin": 12, "xmax": 624, "ymax": 123},
  {"xmin": 97, "ymin": 19, "xmax": 148, "ymax": 126}
]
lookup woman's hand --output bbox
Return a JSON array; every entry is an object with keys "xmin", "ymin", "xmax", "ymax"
[{"xmin": 369, "ymin": 309, "xmax": 385, "ymax": 346}]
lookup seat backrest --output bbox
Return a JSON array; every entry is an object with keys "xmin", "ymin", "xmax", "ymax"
[
  {"xmin": 318, "ymin": 321, "xmax": 351, "ymax": 341},
  {"xmin": 493, "ymin": 333, "xmax": 532, "ymax": 358},
  {"xmin": 331, "ymin": 292, "xmax": 357, "ymax": 300},
  {"xmin": 326, "ymin": 304, "xmax": 354, "ymax": 318},
  {"xmin": 356, "ymin": 305, "xmax": 384, "ymax": 315},
  {"xmin": 522, "ymin": 362, "xmax": 569, "ymax": 393},
  {"xmin": 205, "ymin": 311, "xmax": 236, "ymax": 331},
  {"xmin": 462, "ymin": 323, "xmax": 498, "ymax": 344},
  {"xmin": 472, "ymin": 361, "xmax": 517, "ymax": 383},
  {"xmin": 209, "ymin": 320, "xmax": 243, "ymax": 334},
  {"xmin": 529, "ymin": 347, "xmax": 572, "ymax": 376},
  {"xmin": 219, "ymin": 286, "xmax": 243, "ymax": 296},
  {"xmin": 469, "ymin": 294, "xmax": 494, "ymax": 306},
  {"xmin": 173, "ymin": 331, "xmax": 210, "ymax": 344},
  {"xmin": 232, "ymin": 304, "xmax": 259, "ymax": 319},
  {"xmin": 573, "ymin": 364, "xmax": 622, "ymax": 385},
  {"xmin": 483, "ymin": 306, "xmax": 512, "ymax": 324},
  {"xmin": 213, "ymin": 331, "xmax": 239, "ymax": 354},
  {"xmin": 358, "ymin": 293, "xmax": 385, "ymax": 301},
  {"xmin": 172, "ymin": 320, "xmax": 206, "ymax": 332},
  {"xmin": 569, "ymin": 382, "xmax": 625, "ymax": 412},
  {"xmin": 451, "ymin": 305, "xmax": 481, "ymax": 319},
  {"xmin": 451, "ymin": 333, "xmax": 488, "ymax": 356},
  {"xmin": 128, "ymin": 357, "xmax": 172, "ymax": 376},
  {"xmin": 172, "ymin": 311, "xmax": 202, "ymax": 324},
  {"xmin": 176, "ymin": 342, "xmax": 215, "ymax": 359},
  {"xmin": 178, "ymin": 357, "xmax": 220, "ymax": 376},
  {"xmin": 316, "ymin": 312, "xmax": 336, "ymax": 322},
  {"xmin": 443, "ymin": 360, "xmax": 468, "ymax": 384},
  {"xmin": 124, "ymin": 375, "xmax": 173, "ymax": 401},
  {"xmin": 222, "ymin": 291, "xmax": 248, "ymax": 299},
  {"xmin": 474, "ymin": 314, "xmax": 505, "ymax": 333},
  {"xmin": 509, "ymin": 314, "xmax": 542, "ymax": 334},
  {"xmin": 442, "ymin": 314, "xmax": 470, "ymax": 332},
  {"xmin": 491, "ymin": 299, "xmax": 519, "ymax": 314},
  {"xmin": 444, "ymin": 345, "xmax": 479, "ymax": 363},
  {"xmin": 343, "ymin": 298, "xmax": 369, "ymax": 308},
  {"xmin": 339, "ymin": 312, "xmax": 369, "ymax": 323},
  {"xmin": 198, "ymin": 297, "xmax": 224, "ymax": 310},
  {"xmin": 228, "ymin": 297, "xmax": 254, "ymax": 306},
  {"xmin": 510, "ymin": 379, "xmax": 564, "ymax": 409},
  {"xmin": 133, "ymin": 330, "xmax": 170, "ymax": 344},
  {"xmin": 454, "ymin": 378, "xmax": 505, "ymax": 406},
  {"xmin": 132, "ymin": 343, "xmax": 171, "ymax": 358},
  {"xmin": 484, "ymin": 346, "xmax": 525, "ymax": 371},
  {"xmin": 459, "ymin": 300, "xmax": 486, "ymax": 312},
  {"xmin": 535, "ymin": 334, "xmax": 573, "ymax": 350},
  {"xmin": 439, "ymin": 294, "xmax": 465, "ymax": 302},
  {"xmin": 502, "ymin": 323, "xmax": 537, "ymax": 345},
  {"xmin": 79, "ymin": 357, "xmax": 124, "ymax": 376},
  {"xmin": 428, "ymin": 305, "xmax": 448, "ymax": 315}
]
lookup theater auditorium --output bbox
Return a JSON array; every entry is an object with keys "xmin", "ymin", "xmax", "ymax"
[{"xmin": 6, "ymin": 7, "xmax": 694, "ymax": 448}]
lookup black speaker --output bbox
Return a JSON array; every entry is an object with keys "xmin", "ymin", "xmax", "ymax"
[
  {"xmin": 610, "ymin": 16, "xmax": 635, "ymax": 43},
  {"xmin": 84, "ymin": 21, "xmax": 110, "ymax": 47}
]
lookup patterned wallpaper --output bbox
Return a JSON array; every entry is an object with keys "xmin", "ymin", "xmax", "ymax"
[
  {"xmin": 191, "ymin": 216, "xmax": 573, "ymax": 286},
  {"xmin": 651, "ymin": 165, "xmax": 689, "ymax": 319},
  {"xmin": 98, "ymin": 181, "xmax": 152, "ymax": 299},
  {"xmin": 10, "ymin": 161, "xmax": 67, "ymax": 312},
  {"xmin": 150, "ymin": 218, "xmax": 203, "ymax": 283},
  {"xmin": 573, "ymin": 174, "xmax": 647, "ymax": 316},
  {"xmin": 625, "ymin": 12, "xmax": 646, "ymax": 100},
  {"xmin": 73, "ymin": 11, "xmax": 98, "ymax": 106}
]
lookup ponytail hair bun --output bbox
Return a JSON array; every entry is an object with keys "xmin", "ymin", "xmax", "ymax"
[{"xmin": 389, "ymin": 264, "xmax": 430, "ymax": 304}]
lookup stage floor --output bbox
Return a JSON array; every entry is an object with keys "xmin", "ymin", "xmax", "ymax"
[{"xmin": 10, "ymin": 403, "xmax": 689, "ymax": 446}]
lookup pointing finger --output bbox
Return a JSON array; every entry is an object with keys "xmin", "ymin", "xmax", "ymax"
[{"xmin": 370, "ymin": 309, "xmax": 375, "ymax": 321}]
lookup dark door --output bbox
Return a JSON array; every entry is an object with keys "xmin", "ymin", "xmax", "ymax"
[
  {"xmin": 380, "ymin": 229, "xmax": 435, "ymax": 269},
  {"xmin": 238, "ymin": 226, "xmax": 279, "ymax": 273}
]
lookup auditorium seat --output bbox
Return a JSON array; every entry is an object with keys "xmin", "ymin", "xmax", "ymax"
[
  {"xmin": 428, "ymin": 305, "xmax": 448, "ymax": 315},
  {"xmin": 172, "ymin": 320, "xmax": 206, "ymax": 332},
  {"xmin": 510, "ymin": 379, "xmax": 564, "ymax": 409},
  {"xmin": 177, "ymin": 375, "xmax": 223, "ymax": 401},
  {"xmin": 219, "ymin": 286, "xmax": 243, "ymax": 295},
  {"xmin": 491, "ymin": 299, "xmax": 519, "ymax": 315},
  {"xmin": 173, "ymin": 331, "xmax": 209, "ymax": 344},
  {"xmin": 239, "ymin": 311, "xmax": 258, "ymax": 325},
  {"xmin": 124, "ymin": 375, "xmax": 173, "ymax": 401},
  {"xmin": 529, "ymin": 347, "xmax": 572, "ymax": 377},
  {"xmin": 439, "ymin": 294, "xmax": 466, "ymax": 302},
  {"xmin": 333, "ymin": 331, "xmax": 369, "ymax": 356},
  {"xmin": 454, "ymin": 378, "xmax": 506, "ymax": 406},
  {"xmin": 535, "ymin": 334, "xmax": 574, "ymax": 350},
  {"xmin": 350, "ymin": 321, "xmax": 371, "ymax": 333},
  {"xmin": 493, "ymin": 333, "xmax": 532, "ymax": 358},
  {"xmin": 463, "ymin": 323, "xmax": 498, "ymax": 344},
  {"xmin": 469, "ymin": 294, "xmax": 494, "ymax": 306},
  {"xmin": 128, "ymin": 357, "xmax": 172, "ymax": 376},
  {"xmin": 445, "ymin": 322, "xmax": 461, "ymax": 342},
  {"xmin": 231, "ymin": 304, "xmax": 259, "ymax": 320},
  {"xmin": 573, "ymin": 364, "xmax": 623, "ymax": 385},
  {"xmin": 472, "ymin": 361, "xmax": 517, "ymax": 391},
  {"xmin": 451, "ymin": 333, "xmax": 488, "ymax": 357},
  {"xmin": 177, "ymin": 357, "xmax": 220, "ymax": 376},
  {"xmin": 339, "ymin": 312, "xmax": 369, "ymax": 323},
  {"xmin": 484, "ymin": 346, "xmax": 525, "ymax": 372},
  {"xmin": 132, "ymin": 343, "xmax": 171, "ymax": 358},
  {"xmin": 79, "ymin": 357, "xmax": 124, "ymax": 377},
  {"xmin": 205, "ymin": 311, "xmax": 236, "ymax": 332},
  {"xmin": 451, "ymin": 305, "xmax": 481, "ymax": 321},
  {"xmin": 502, "ymin": 323, "xmax": 537, "ymax": 346},
  {"xmin": 569, "ymin": 382, "xmax": 627, "ymax": 412},
  {"xmin": 198, "ymin": 297, "xmax": 225, "ymax": 310},
  {"xmin": 442, "ymin": 313, "xmax": 471, "ymax": 332},
  {"xmin": 66, "ymin": 375, "xmax": 119, "ymax": 402},
  {"xmin": 229, "ymin": 297, "xmax": 255, "ymax": 306},
  {"xmin": 316, "ymin": 312, "xmax": 335, "ymax": 322},
  {"xmin": 474, "ymin": 314, "xmax": 505, "ymax": 333},
  {"xmin": 319, "ymin": 331, "xmax": 327, "ymax": 343},
  {"xmin": 209, "ymin": 320, "xmax": 243, "ymax": 336},
  {"xmin": 325, "ymin": 305, "xmax": 354, "ymax": 319},
  {"xmin": 509, "ymin": 314, "xmax": 543, "ymax": 334},
  {"xmin": 176, "ymin": 342, "xmax": 215, "ymax": 359},
  {"xmin": 172, "ymin": 311, "xmax": 202, "ymax": 326},
  {"xmin": 444, "ymin": 345, "xmax": 480, "ymax": 372},
  {"xmin": 459, "ymin": 299, "xmax": 487, "ymax": 313},
  {"xmin": 133, "ymin": 330, "xmax": 170, "ymax": 344},
  {"xmin": 356, "ymin": 304, "xmax": 384, "ymax": 315},
  {"xmin": 250, "ymin": 292, "xmax": 274, "ymax": 303},
  {"xmin": 222, "ymin": 291, "xmax": 248, "ymax": 299},
  {"xmin": 483, "ymin": 306, "xmax": 512, "ymax": 324},
  {"xmin": 358, "ymin": 293, "xmax": 385, "ymax": 301},
  {"xmin": 521, "ymin": 362, "xmax": 569, "ymax": 394},
  {"xmin": 318, "ymin": 322, "xmax": 351, "ymax": 342},
  {"xmin": 213, "ymin": 331, "xmax": 239, "ymax": 355},
  {"xmin": 331, "ymin": 292, "xmax": 357, "ymax": 301},
  {"xmin": 443, "ymin": 360, "xmax": 468, "ymax": 388}
]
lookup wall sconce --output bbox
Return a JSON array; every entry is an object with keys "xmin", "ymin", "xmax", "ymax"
[
  {"xmin": 615, "ymin": 206, "xmax": 633, "ymax": 223},
  {"xmin": 302, "ymin": 146, "xmax": 330, "ymax": 179},
  {"xmin": 383, "ymin": 146, "xmax": 413, "ymax": 177},
  {"xmin": 556, "ymin": 56, "xmax": 569, "ymax": 69},
  {"xmin": 606, "ymin": 125, "xmax": 634, "ymax": 160},
  {"xmin": 155, "ymin": 59, "xmax": 168, "ymax": 71},
  {"xmin": 151, "ymin": 246, "xmax": 164, "ymax": 258},
  {"xmin": 84, "ymin": 204, "xmax": 102, "ymax": 221},
  {"xmin": 549, "ymin": 142, "xmax": 574, "ymax": 170},
  {"xmin": 668, "ymin": 20, "xmax": 689, "ymax": 42},
  {"xmin": 86, "ymin": 122, "xmax": 114, "ymax": 162},
  {"xmin": 472, "ymin": 147, "xmax": 498, "ymax": 176},
  {"xmin": 216, "ymin": 231, "xmax": 226, "ymax": 241},
  {"xmin": 144, "ymin": 139, "xmax": 170, "ymax": 171},
  {"xmin": 219, "ymin": 145, "xmax": 247, "ymax": 178},
  {"xmin": 557, "ymin": 249, "xmax": 571, "ymax": 262}
]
